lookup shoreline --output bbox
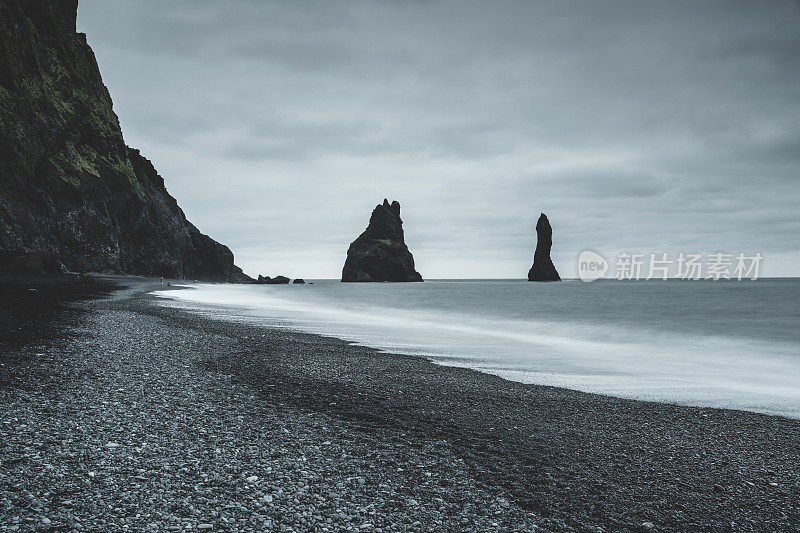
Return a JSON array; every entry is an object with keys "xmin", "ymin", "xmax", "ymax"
[
  {"xmin": 1, "ymin": 276, "xmax": 799, "ymax": 531},
  {"xmin": 151, "ymin": 280, "xmax": 800, "ymax": 421},
  {"xmin": 143, "ymin": 280, "xmax": 800, "ymax": 530}
]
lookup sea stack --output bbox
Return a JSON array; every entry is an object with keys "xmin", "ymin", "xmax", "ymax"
[
  {"xmin": 527, "ymin": 213, "xmax": 561, "ymax": 281},
  {"xmin": 341, "ymin": 199, "xmax": 423, "ymax": 282}
]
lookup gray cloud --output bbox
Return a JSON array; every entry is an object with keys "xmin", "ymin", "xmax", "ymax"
[{"xmin": 77, "ymin": 0, "xmax": 800, "ymax": 278}]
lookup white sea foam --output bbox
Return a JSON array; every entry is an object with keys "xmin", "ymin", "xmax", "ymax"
[{"xmin": 153, "ymin": 280, "xmax": 800, "ymax": 418}]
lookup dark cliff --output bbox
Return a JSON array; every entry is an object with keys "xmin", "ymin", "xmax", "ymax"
[
  {"xmin": 341, "ymin": 199, "xmax": 423, "ymax": 282},
  {"xmin": 527, "ymin": 213, "xmax": 560, "ymax": 282},
  {"xmin": 0, "ymin": 0, "xmax": 247, "ymax": 281}
]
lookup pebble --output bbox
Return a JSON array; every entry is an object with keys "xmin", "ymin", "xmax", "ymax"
[
  {"xmin": 0, "ymin": 293, "xmax": 545, "ymax": 533},
  {"xmin": 5, "ymin": 281, "xmax": 794, "ymax": 533}
]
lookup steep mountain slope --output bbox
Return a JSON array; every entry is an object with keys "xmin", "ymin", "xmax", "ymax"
[{"xmin": 0, "ymin": 0, "xmax": 247, "ymax": 280}]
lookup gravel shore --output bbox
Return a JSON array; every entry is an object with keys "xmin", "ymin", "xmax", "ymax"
[{"xmin": 1, "ymin": 277, "xmax": 799, "ymax": 531}]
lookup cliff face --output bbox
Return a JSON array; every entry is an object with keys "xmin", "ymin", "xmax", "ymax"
[
  {"xmin": 527, "ymin": 213, "xmax": 561, "ymax": 282},
  {"xmin": 0, "ymin": 0, "xmax": 247, "ymax": 281},
  {"xmin": 341, "ymin": 199, "xmax": 423, "ymax": 282}
]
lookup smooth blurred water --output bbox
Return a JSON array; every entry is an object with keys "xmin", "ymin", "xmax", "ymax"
[{"xmin": 153, "ymin": 279, "xmax": 800, "ymax": 418}]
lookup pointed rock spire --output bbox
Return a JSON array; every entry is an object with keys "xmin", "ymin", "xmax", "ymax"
[{"xmin": 527, "ymin": 213, "xmax": 561, "ymax": 281}]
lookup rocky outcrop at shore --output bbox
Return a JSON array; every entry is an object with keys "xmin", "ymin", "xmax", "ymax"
[
  {"xmin": 341, "ymin": 200, "xmax": 423, "ymax": 282},
  {"xmin": 0, "ymin": 0, "xmax": 248, "ymax": 282},
  {"xmin": 527, "ymin": 213, "xmax": 561, "ymax": 281},
  {"xmin": 256, "ymin": 275, "xmax": 290, "ymax": 285}
]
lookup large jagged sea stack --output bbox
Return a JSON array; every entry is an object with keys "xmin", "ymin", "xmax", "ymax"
[{"xmin": 341, "ymin": 199, "xmax": 423, "ymax": 282}]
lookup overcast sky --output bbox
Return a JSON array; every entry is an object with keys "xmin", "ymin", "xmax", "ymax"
[{"xmin": 77, "ymin": 0, "xmax": 800, "ymax": 278}]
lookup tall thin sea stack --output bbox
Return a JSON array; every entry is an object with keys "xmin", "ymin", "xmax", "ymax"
[
  {"xmin": 341, "ymin": 199, "xmax": 423, "ymax": 282},
  {"xmin": 527, "ymin": 213, "xmax": 561, "ymax": 281}
]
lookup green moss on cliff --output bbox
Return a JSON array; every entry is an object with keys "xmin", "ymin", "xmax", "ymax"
[
  {"xmin": 72, "ymin": 145, "xmax": 100, "ymax": 177},
  {"xmin": 46, "ymin": 142, "xmax": 102, "ymax": 186},
  {"xmin": 0, "ymin": 0, "xmax": 244, "ymax": 280},
  {"xmin": 111, "ymin": 156, "xmax": 145, "ymax": 199},
  {"xmin": 46, "ymin": 154, "xmax": 79, "ymax": 187}
]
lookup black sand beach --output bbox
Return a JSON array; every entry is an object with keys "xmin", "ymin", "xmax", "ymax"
[{"xmin": 1, "ymin": 277, "xmax": 798, "ymax": 531}]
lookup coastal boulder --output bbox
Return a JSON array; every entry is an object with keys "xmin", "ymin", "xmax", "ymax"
[
  {"xmin": 342, "ymin": 200, "xmax": 423, "ymax": 282},
  {"xmin": 292, "ymin": 278, "xmax": 305, "ymax": 284},
  {"xmin": 257, "ymin": 275, "xmax": 290, "ymax": 284},
  {"xmin": 527, "ymin": 213, "xmax": 561, "ymax": 281}
]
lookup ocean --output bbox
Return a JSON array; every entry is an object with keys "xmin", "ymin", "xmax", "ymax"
[{"xmin": 153, "ymin": 278, "xmax": 800, "ymax": 418}]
